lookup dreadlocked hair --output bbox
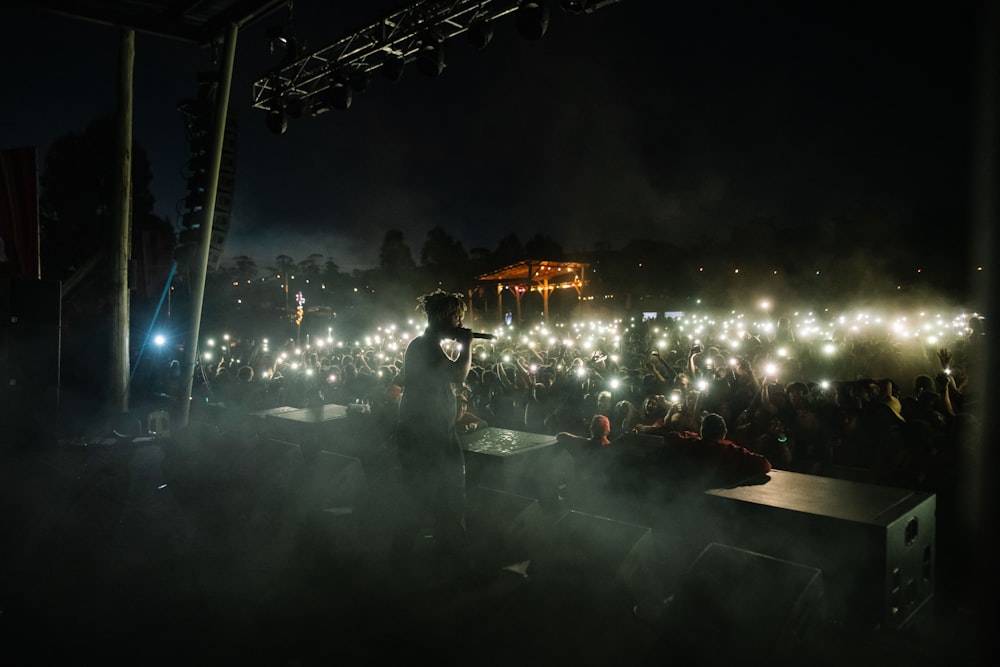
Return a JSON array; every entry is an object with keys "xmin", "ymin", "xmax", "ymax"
[{"xmin": 416, "ymin": 289, "xmax": 468, "ymax": 327}]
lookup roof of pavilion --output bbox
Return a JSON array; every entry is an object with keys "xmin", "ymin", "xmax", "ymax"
[{"xmin": 475, "ymin": 259, "xmax": 588, "ymax": 287}]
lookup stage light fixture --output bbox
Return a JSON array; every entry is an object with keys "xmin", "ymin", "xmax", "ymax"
[
  {"xmin": 326, "ymin": 77, "xmax": 353, "ymax": 111},
  {"xmin": 285, "ymin": 96, "xmax": 304, "ymax": 119},
  {"xmin": 266, "ymin": 2, "xmax": 302, "ymax": 64},
  {"xmin": 382, "ymin": 54, "xmax": 405, "ymax": 82},
  {"xmin": 467, "ymin": 19, "xmax": 494, "ymax": 49},
  {"xmin": 266, "ymin": 24, "xmax": 289, "ymax": 53},
  {"xmin": 266, "ymin": 25, "xmax": 302, "ymax": 65},
  {"xmin": 416, "ymin": 33, "xmax": 445, "ymax": 77},
  {"xmin": 516, "ymin": 1, "xmax": 550, "ymax": 40},
  {"xmin": 311, "ymin": 76, "xmax": 352, "ymax": 115},
  {"xmin": 349, "ymin": 70, "xmax": 370, "ymax": 93},
  {"xmin": 266, "ymin": 108, "xmax": 288, "ymax": 135}
]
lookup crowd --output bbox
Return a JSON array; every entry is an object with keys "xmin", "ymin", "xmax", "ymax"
[
  {"xmin": 170, "ymin": 309, "xmax": 986, "ymax": 500},
  {"xmin": 133, "ymin": 306, "xmax": 987, "ymax": 621}
]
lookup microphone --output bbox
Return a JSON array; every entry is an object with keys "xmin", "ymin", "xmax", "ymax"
[{"xmin": 449, "ymin": 328, "xmax": 496, "ymax": 341}]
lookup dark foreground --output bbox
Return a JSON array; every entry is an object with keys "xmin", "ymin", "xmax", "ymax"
[{"xmin": 0, "ymin": 415, "xmax": 987, "ymax": 667}]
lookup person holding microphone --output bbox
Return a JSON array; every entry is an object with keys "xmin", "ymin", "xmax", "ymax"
[{"xmin": 389, "ymin": 289, "xmax": 478, "ymax": 588}]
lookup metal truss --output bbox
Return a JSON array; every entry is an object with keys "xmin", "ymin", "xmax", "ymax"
[{"xmin": 251, "ymin": 0, "xmax": 621, "ymax": 117}]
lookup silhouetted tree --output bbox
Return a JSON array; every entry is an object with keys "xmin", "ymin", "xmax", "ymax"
[
  {"xmin": 492, "ymin": 233, "xmax": 525, "ymax": 268},
  {"xmin": 298, "ymin": 253, "xmax": 325, "ymax": 284},
  {"xmin": 379, "ymin": 229, "xmax": 417, "ymax": 276},
  {"xmin": 231, "ymin": 255, "xmax": 258, "ymax": 281},
  {"xmin": 420, "ymin": 225, "xmax": 470, "ymax": 286},
  {"xmin": 420, "ymin": 226, "xmax": 467, "ymax": 266},
  {"xmin": 524, "ymin": 233, "xmax": 565, "ymax": 260},
  {"xmin": 375, "ymin": 229, "xmax": 418, "ymax": 318}
]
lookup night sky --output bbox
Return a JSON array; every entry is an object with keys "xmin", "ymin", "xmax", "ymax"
[{"xmin": 0, "ymin": 0, "xmax": 987, "ymax": 273}]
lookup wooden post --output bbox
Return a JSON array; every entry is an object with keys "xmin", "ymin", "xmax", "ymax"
[{"xmin": 110, "ymin": 27, "xmax": 134, "ymax": 416}]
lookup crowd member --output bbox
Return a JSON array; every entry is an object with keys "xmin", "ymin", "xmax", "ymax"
[
  {"xmin": 659, "ymin": 413, "xmax": 773, "ymax": 488},
  {"xmin": 616, "ymin": 399, "xmax": 642, "ymax": 434},
  {"xmin": 611, "ymin": 400, "xmax": 639, "ymax": 439},
  {"xmin": 749, "ymin": 417, "xmax": 795, "ymax": 469},
  {"xmin": 633, "ymin": 394, "xmax": 671, "ymax": 432},
  {"xmin": 595, "ymin": 390, "xmax": 614, "ymax": 420},
  {"xmin": 555, "ymin": 414, "xmax": 615, "ymax": 506},
  {"xmin": 523, "ymin": 364, "xmax": 556, "ymax": 432},
  {"xmin": 225, "ymin": 365, "xmax": 264, "ymax": 413},
  {"xmin": 780, "ymin": 381, "xmax": 831, "ymax": 473},
  {"xmin": 455, "ymin": 392, "xmax": 488, "ymax": 434},
  {"xmin": 555, "ymin": 414, "xmax": 612, "ymax": 449},
  {"xmin": 665, "ymin": 387, "xmax": 703, "ymax": 433},
  {"xmin": 476, "ymin": 367, "xmax": 518, "ymax": 430}
]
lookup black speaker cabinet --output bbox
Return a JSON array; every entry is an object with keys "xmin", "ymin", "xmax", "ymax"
[
  {"xmin": 298, "ymin": 449, "xmax": 369, "ymax": 556},
  {"xmin": 699, "ymin": 469, "xmax": 935, "ymax": 630},
  {"xmin": 660, "ymin": 542, "xmax": 826, "ymax": 662},
  {"xmin": 254, "ymin": 437, "xmax": 307, "ymax": 507},
  {"xmin": 298, "ymin": 449, "xmax": 369, "ymax": 514},
  {"xmin": 529, "ymin": 509, "xmax": 656, "ymax": 604},
  {"xmin": 461, "ymin": 427, "xmax": 562, "ymax": 500},
  {"xmin": 254, "ymin": 439, "xmax": 368, "ymax": 515},
  {"xmin": 466, "ymin": 485, "xmax": 544, "ymax": 569}
]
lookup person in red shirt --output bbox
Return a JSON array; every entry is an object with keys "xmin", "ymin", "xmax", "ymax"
[
  {"xmin": 555, "ymin": 414, "xmax": 614, "ymax": 498},
  {"xmin": 663, "ymin": 412, "xmax": 772, "ymax": 488}
]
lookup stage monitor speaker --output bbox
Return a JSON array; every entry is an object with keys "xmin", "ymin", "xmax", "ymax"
[
  {"xmin": 466, "ymin": 485, "xmax": 543, "ymax": 569},
  {"xmin": 294, "ymin": 450, "xmax": 369, "ymax": 557},
  {"xmin": 529, "ymin": 509, "xmax": 656, "ymax": 605},
  {"xmin": 298, "ymin": 449, "xmax": 369, "ymax": 515},
  {"xmin": 700, "ymin": 469, "xmax": 935, "ymax": 630},
  {"xmin": 252, "ymin": 438, "xmax": 306, "ymax": 512},
  {"xmin": 461, "ymin": 427, "xmax": 560, "ymax": 501},
  {"xmin": 660, "ymin": 542, "xmax": 827, "ymax": 663}
]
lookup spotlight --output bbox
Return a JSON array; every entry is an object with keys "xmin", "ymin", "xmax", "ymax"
[
  {"xmin": 349, "ymin": 70, "xmax": 370, "ymax": 93},
  {"xmin": 267, "ymin": 25, "xmax": 302, "ymax": 64},
  {"xmin": 285, "ymin": 96, "xmax": 304, "ymax": 119},
  {"xmin": 266, "ymin": 108, "xmax": 287, "ymax": 135},
  {"xmin": 382, "ymin": 53, "xmax": 405, "ymax": 81},
  {"xmin": 516, "ymin": 1, "xmax": 549, "ymax": 40},
  {"xmin": 330, "ymin": 79, "xmax": 352, "ymax": 110},
  {"xmin": 266, "ymin": 24, "xmax": 289, "ymax": 53},
  {"xmin": 467, "ymin": 19, "xmax": 494, "ymax": 49},
  {"xmin": 416, "ymin": 33, "xmax": 445, "ymax": 77},
  {"xmin": 314, "ymin": 76, "xmax": 352, "ymax": 113}
]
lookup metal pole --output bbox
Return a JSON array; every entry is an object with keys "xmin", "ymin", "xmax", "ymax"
[
  {"xmin": 177, "ymin": 22, "xmax": 239, "ymax": 428},
  {"xmin": 971, "ymin": 3, "xmax": 998, "ymax": 659},
  {"xmin": 110, "ymin": 27, "xmax": 134, "ymax": 416}
]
